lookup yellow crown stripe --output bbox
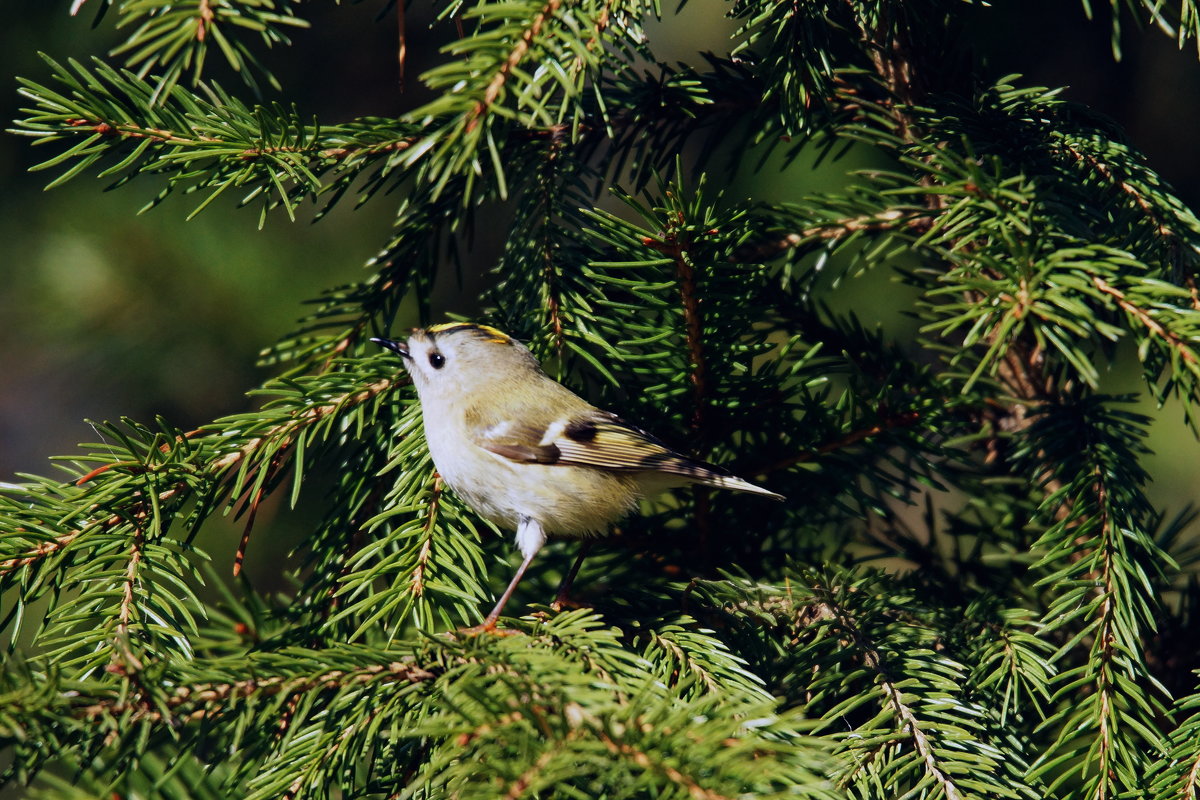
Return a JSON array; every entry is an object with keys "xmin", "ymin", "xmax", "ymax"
[{"xmin": 427, "ymin": 322, "xmax": 512, "ymax": 344}]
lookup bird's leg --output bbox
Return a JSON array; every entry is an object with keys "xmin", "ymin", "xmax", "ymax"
[
  {"xmin": 476, "ymin": 516, "xmax": 545, "ymax": 632},
  {"xmin": 551, "ymin": 540, "xmax": 593, "ymax": 612}
]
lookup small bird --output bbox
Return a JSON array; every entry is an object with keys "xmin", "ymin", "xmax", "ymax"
[{"xmin": 373, "ymin": 323, "xmax": 783, "ymax": 630}]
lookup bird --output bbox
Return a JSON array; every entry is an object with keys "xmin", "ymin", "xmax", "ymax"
[{"xmin": 372, "ymin": 323, "xmax": 783, "ymax": 630}]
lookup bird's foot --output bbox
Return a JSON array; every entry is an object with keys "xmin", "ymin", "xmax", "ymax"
[
  {"xmin": 550, "ymin": 593, "xmax": 585, "ymax": 612},
  {"xmin": 454, "ymin": 621, "xmax": 521, "ymax": 637}
]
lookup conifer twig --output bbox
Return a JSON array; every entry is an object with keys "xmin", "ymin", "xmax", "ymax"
[
  {"xmin": 0, "ymin": 531, "xmax": 82, "ymax": 575},
  {"xmin": 464, "ymin": 0, "xmax": 564, "ymax": 133},
  {"xmin": 410, "ymin": 474, "xmax": 442, "ymax": 597},
  {"xmin": 754, "ymin": 411, "xmax": 921, "ymax": 475},
  {"xmin": 1093, "ymin": 275, "xmax": 1200, "ymax": 365},
  {"xmin": 60, "ymin": 118, "xmax": 416, "ymax": 163},
  {"xmin": 814, "ymin": 583, "xmax": 964, "ymax": 800},
  {"xmin": 2, "ymin": 377, "xmax": 400, "ymax": 577},
  {"xmin": 77, "ymin": 661, "xmax": 440, "ymax": 723},
  {"xmin": 736, "ymin": 209, "xmax": 925, "ymax": 261},
  {"xmin": 597, "ymin": 733, "xmax": 736, "ymax": 800}
]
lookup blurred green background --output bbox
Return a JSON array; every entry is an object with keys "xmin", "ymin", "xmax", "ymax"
[{"xmin": 3, "ymin": 0, "xmax": 1200, "ymax": 578}]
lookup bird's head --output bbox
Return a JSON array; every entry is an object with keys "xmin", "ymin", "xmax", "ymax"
[{"xmin": 372, "ymin": 323, "xmax": 541, "ymax": 403}]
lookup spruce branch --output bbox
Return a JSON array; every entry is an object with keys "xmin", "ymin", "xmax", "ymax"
[
  {"xmin": 1151, "ymin": 681, "xmax": 1200, "ymax": 800},
  {"xmin": 0, "ymin": 530, "xmax": 82, "ymax": 576},
  {"xmin": 96, "ymin": 0, "xmax": 308, "ymax": 97},
  {"xmin": 402, "ymin": 0, "xmax": 648, "ymax": 198},
  {"xmin": 9, "ymin": 2, "xmax": 1200, "ymax": 798},
  {"xmin": 75, "ymin": 657, "xmax": 440, "ymax": 724},
  {"xmin": 462, "ymin": 0, "xmax": 565, "ymax": 134},
  {"xmin": 1092, "ymin": 275, "xmax": 1200, "ymax": 367},
  {"xmin": 1020, "ymin": 398, "xmax": 1172, "ymax": 798},
  {"xmin": 688, "ymin": 571, "xmax": 1040, "ymax": 800},
  {"xmin": 810, "ymin": 581, "xmax": 965, "ymax": 800},
  {"xmin": 0, "ymin": 368, "xmax": 403, "ymax": 587},
  {"xmin": 752, "ymin": 409, "xmax": 922, "ymax": 475},
  {"xmin": 409, "ymin": 474, "xmax": 443, "ymax": 599},
  {"xmin": 734, "ymin": 207, "xmax": 929, "ymax": 261},
  {"xmin": 13, "ymin": 55, "xmax": 420, "ymax": 220},
  {"xmin": 640, "ymin": 206, "xmax": 713, "ymax": 431}
]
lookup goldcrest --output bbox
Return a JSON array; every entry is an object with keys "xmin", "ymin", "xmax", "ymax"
[{"xmin": 373, "ymin": 323, "xmax": 783, "ymax": 629}]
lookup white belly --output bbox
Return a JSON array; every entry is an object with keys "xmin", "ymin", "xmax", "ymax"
[{"xmin": 424, "ymin": 421, "xmax": 638, "ymax": 536}]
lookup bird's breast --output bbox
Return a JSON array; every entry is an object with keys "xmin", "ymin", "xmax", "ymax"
[{"xmin": 422, "ymin": 415, "xmax": 638, "ymax": 535}]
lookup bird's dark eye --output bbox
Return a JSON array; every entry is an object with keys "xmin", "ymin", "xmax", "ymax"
[{"xmin": 428, "ymin": 352, "xmax": 445, "ymax": 369}]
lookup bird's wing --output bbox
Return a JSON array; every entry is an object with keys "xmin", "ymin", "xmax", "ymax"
[
  {"xmin": 471, "ymin": 409, "xmax": 654, "ymax": 468},
  {"xmin": 474, "ymin": 408, "xmax": 784, "ymax": 500}
]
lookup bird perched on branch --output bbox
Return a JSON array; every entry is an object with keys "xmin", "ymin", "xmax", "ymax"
[{"xmin": 373, "ymin": 323, "xmax": 783, "ymax": 630}]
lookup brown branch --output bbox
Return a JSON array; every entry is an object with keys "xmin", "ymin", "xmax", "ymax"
[
  {"xmin": 1187, "ymin": 276, "xmax": 1200, "ymax": 312},
  {"xmin": 503, "ymin": 748, "xmax": 557, "ymax": 800},
  {"xmin": 63, "ymin": 117, "xmax": 416, "ymax": 163},
  {"xmin": 754, "ymin": 411, "xmax": 921, "ymax": 475},
  {"xmin": 0, "ymin": 485, "xmax": 184, "ymax": 577},
  {"xmin": 2, "ymin": 377, "xmax": 401, "ymax": 577},
  {"xmin": 1061, "ymin": 143, "xmax": 1177, "ymax": 241},
  {"xmin": 111, "ymin": 514, "xmax": 148, "ymax": 673},
  {"xmin": 815, "ymin": 583, "xmax": 964, "ymax": 800},
  {"xmin": 464, "ymin": 0, "xmax": 564, "ymax": 133},
  {"xmin": 117, "ymin": 524, "xmax": 143, "ymax": 640},
  {"xmin": 1093, "ymin": 275, "xmax": 1199, "ymax": 366},
  {"xmin": 644, "ymin": 226, "xmax": 715, "ymax": 558},
  {"xmin": 232, "ymin": 485, "xmax": 265, "ymax": 578},
  {"xmin": 196, "ymin": 0, "xmax": 213, "ymax": 42},
  {"xmin": 66, "ymin": 117, "xmax": 206, "ymax": 145},
  {"xmin": 209, "ymin": 377, "xmax": 398, "ymax": 473},
  {"xmin": 677, "ymin": 250, "xmax": 707, "ymax": 431},
  {"xmin": 75, "ymin": 460, "xmax": 142, "ymax": 485},
  {"xmin": 538, "ymin": 129, "xmax": 569, "ymax": 358},
  {"xmin": 597, "ymin": 733, "xmax": 735, "ymax": 800},
  {"xmin": 572, "ymin": 0, "xmax": 615, "ymax": 71},
  {"xmin": 410, "ymin": 474, "xmax": 442, "ymax": 596},
  {"xmin": 640, "ymin": 231, "xmax": 710, "ymax": 432},
  {"xmin": 78, "ymin": 660, "xmax": 438, "ymax": 723},
  {"xmin": 1182, "ymin": 747, "xmax": 1200, "ymax": 800},
  {"xmin": 735, "ymin": 209, "xmax": 925, "ymax": 262},
  {"xmin": 306, "ymin": 139, "xmax": 415, "ymax": 161},
  {"xmin": 0, "ymin": 531, "xmax": 83, "ymax": 574},
  {"xmin": 1092, "ymin": 469, "xmax": 1116, "ymax": 800},
  {"xmin": 843, "ymin": 0, "xmax": 925, "ymax": 143}
]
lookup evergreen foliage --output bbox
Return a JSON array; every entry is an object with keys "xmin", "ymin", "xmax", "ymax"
[{"xmin": 6, "ymin": 1, "xmax": 1200, "ymax": 797}]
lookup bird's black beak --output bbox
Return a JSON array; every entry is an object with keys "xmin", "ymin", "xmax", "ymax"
[{"xmin": 371, "ymin": 337, "xmax": 410, "ymax": 359}]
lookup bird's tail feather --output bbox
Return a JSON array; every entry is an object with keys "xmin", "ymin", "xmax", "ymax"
[{"xmin": 697, "ymin": 472, "xmax": 785, "ymax": 501}]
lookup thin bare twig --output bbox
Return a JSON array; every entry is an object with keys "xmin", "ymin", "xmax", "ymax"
[{"xmin": 232, "ymin": 485, "xmax": 265, "ymax": 578}]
